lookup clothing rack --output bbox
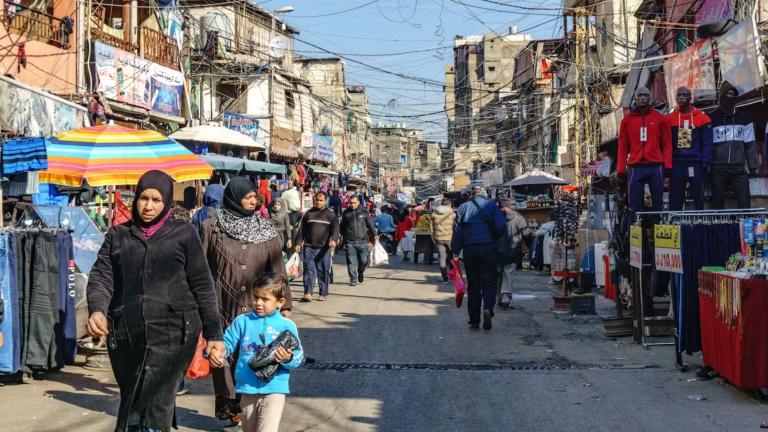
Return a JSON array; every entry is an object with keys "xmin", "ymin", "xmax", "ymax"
[{"xmin": 632, "ymin": 209, "xmax": 763, "ymax": 368}]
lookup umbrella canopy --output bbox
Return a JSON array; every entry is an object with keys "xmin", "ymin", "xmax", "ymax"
[
  {"xmin": 39, "ymin": 125, "xmax": 213, "ymax": 186},
  {"xmin": 170, "ymin": 124, "xmax": 265, "ymax": 149},
  {"xmin": 201, "ymin": 154, "xmax": 286, "ymax": 175},
  {"xmin": 504, "ymin": 169, "xmax": 569, "ymax": 187}
]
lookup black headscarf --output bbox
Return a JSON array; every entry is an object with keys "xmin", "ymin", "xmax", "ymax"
[
  {"xmin": 223, "ymin": 177, "xmax": 258, "ymax": 218},
  {"xmin": 132, "ymin": 170, "xmax": 174, "ymax": 228},
  {"xmin": 183, "ymin": 186, "xmax": 196, "ymax": 210}
]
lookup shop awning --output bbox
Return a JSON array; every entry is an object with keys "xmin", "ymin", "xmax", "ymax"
[
  {"xmin": 306, "ymin": 164, "xmax": 337, "ymax": 175},
  {"xmin": 201, "ymin": 154, "xmax": 286, "ymax": 175}
]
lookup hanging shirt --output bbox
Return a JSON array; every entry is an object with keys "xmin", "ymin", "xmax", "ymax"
[{"xmin": 2, "ymin": 137, "xmax": 48, "ymax": 175}]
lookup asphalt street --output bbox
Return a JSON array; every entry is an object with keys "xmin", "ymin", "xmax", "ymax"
[{"xmin": 2, "ymin": 255, "xmax": 768, "ymax": 431}]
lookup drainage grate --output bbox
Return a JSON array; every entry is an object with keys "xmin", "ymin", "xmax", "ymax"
[{"xmin": 301, "ymin": 361, "xmax": 564, "ymax": 372}]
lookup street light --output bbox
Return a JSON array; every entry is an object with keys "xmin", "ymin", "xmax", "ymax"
[{"xmin": 272, "ymin": 6, "xmax": 294, "ymax": 33}]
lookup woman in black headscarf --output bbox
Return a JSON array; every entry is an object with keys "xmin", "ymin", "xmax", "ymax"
[
  {"xmin": 199, "ymin": 176, "xmax": 292, "ymax": 424},
  {"xmin": 86, "ymin": 170, "xmax": 224, "ymax": 432}
]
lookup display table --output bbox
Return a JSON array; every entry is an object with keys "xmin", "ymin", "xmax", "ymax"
[
  {"xmin": 413, "ymin": 232, "xmax": 435, "ymax": 264},
  {"xmin": 517, "ymin": 206, "xmax": 555, "ymax": 225},
  {"xmin": 698, "ymin": 271, "xmax": 768, "ymax": 389}
]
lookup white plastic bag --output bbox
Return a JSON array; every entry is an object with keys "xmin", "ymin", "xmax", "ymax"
[
  {"xmin": 286, "ymin": 253, "xmax": 302, "ymax": 279},
  {"xmin": 370, "ymin": 241, "xmax": 389, "ymax": 266}
]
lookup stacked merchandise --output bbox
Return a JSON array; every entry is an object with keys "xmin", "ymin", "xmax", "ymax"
[
  {"xmin": 551, "ymin": 196, "xmax": 579, "ymax": 244},
  {"xmin": 0, "ymin": 229, "xmax": 77, "ymax": 374}
]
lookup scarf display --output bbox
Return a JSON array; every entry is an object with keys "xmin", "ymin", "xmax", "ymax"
[{"xmin": 217, "ymin": 209, "xmax": 279, "ymax": 244}]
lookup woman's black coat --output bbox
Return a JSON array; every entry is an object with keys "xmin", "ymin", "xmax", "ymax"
[{"xmin": 87, "ymin": 219, "xmax": 223, "ymax": 432}]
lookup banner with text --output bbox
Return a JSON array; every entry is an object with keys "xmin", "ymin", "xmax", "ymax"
[
  {"xmin": 654, "ymin": 225, "xmax": 683, "ymax": 273},
  {"xmin": 630, "ymin": 225, "xmax": 642, "ymax": 269}
]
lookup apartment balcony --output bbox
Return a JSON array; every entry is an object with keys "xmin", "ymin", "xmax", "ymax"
[
  {"xmin": 5, "ymin": 1, "xmax": 72, "ymax": 48},
  {"xmin": 139, "ymin": 27, "xmax": 180, "ymax": 70}
]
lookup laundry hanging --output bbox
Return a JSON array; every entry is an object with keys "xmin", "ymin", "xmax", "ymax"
[{"xmin": 1, "ymin": 137, "xmax": 48, "ymax": 175}]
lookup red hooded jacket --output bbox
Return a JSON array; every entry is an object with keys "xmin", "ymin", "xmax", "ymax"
[{"xmin": 617, "ymin": 107, "xmax": 672, "ymax": 174}]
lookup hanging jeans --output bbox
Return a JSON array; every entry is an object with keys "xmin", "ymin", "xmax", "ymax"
[
  {"xmin": 0, "ymin": 234, "xmax": 19, "ymax": 372},
  {"xmin": 668, "ymin": 161, "xmax": 705, "ymax": 210},
  {"xmin": 303, "ymin": 246, "xmax": 331, "ymax": 296},
  {"xmin": 709, "ymin": 164, "xmax": 751, "ymax": 209},
  {"xmin": 463, "ymin": 245, "xmax": 498, "ymax": 325},
  {"xmin": 56, "ymin": 232, "xmax": 77, "ymax": 366},
  {"xmin": 627, "ymin": 164, "xmax": 664, "ymax": 221}
]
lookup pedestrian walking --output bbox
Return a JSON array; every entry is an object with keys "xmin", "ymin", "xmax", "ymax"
[
  {"xmin": 268, "ymin": 199, "xmax": 293, "ymax": 253},
  {"xmin": 340, "ymin": 195, "xmax": 378, "ymax": 286},
  {"xmin": 328, "ymin": 189, "xmax": 343, "ymax": 218},
  {"xmin": 192, "ymin": 184, "xmax": 224, "ymax": 233},
  {"xmin": 294, "ymin": 191, "xmax": 339, "ymax": 302},
  {"xmin": 210, "ymin": 272, "xmax": 303, "ymax": 432},
  {"xmin": 452, "ymin": 186, "xmax": 505, "ymax": 331},
  {"xmin": 395, "ymin": 209, "xmax": 417, "ymax": 261},
  {"xmin": 430, "ymin": 198, "xmax": 455, "ymax": 283},
  {"xmin": 709, "ymin": 82, "xmax": 757, "ymax": 209},
  {"xmin": 199, "ymin": 177, "xmax": 292, "ymax": 425},
  {"xmin": 281, "ymin": 181, "xmax": 302, "ymax": 227},
  {"xmin": 497, "ymin": 198, "xmax": 531, "ymax": 310},
  {"xmin": 86, "ymin": 170, "xmax": 225, "ymax": 432}
]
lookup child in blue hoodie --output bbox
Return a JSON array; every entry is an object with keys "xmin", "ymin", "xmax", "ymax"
[{"xmin": 210, "ymin": 272, "xmax": 304, "ymax": 432}]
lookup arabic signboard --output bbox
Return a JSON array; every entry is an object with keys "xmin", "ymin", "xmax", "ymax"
[
  {"xmin": 630, "ymin": 225, "xmax": 642, "ymax": 269},
  {"xmin": 93, "ymin": 41, "xmax": 184, "ymax": 117},
  {"xmin": 663, "ymin": 38, "xmax": 716, "ymax": 106},
  {"xmin": 223, "ymin": 111, "xmax": 260, "ymax": 141},
  {"xmin": 312, "ymin": 135, "xmax": 334, "ymax": 163},
  {"xmin": 654, "ymin": 225, "xmax": 683, "ymax": 274}
]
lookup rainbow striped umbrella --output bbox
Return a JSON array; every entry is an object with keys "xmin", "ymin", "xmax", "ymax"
[{"xmin": 39, "ymin": 125, "xmax": 213, "ymax": 186}]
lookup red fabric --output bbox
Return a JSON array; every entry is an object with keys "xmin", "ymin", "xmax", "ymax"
[
  {"xmin": 258, "ymin": 180, "xmax": 271, "ymax": 206},
  {"xmin": 666, "ymin": 106, "xmax": 711, "ymax": 128},
  {"xmin": 296, "ymin": 164, "xmax": 307, "ymax": 186},
  {"xmin": 617, "ymin": 108, "xmax": 672, "ymax": 174},
  {"xmin": 113, "ymin": 191, "xmax": 132, "ymax": 225},
  {"xmin": 603, "ymin": 255, "xmax": 616, "ymax": 301},
  {"xmin": 699, "ymin": 271, "xmax": 768, "ymax": 389},
  {"xmin": 394, "ymin": 217, "xmax": 415, "ymax": 242}
]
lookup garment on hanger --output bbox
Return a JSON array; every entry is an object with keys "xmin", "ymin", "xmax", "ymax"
[
  {"xmin": 55, "ymin": 232, "xmax": 76, "ymax": 366},
  {"xmin": 3, "ymin": 172, "xmax": 40, "ymax": 196},
  {"xmin": 2, "ymin": 137, "xmax": 48, "ymax": 175},
  {"xmin": 0, "ymin": 234, "xmax": 20, "ymax": 373}
]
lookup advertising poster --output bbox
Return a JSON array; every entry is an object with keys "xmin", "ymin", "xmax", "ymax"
[
  {"xmin": 151, "ymin": 64, "xmax": 184, "ymax": 117},
  {"xmin": 663, "ymin": 39, "xmax": 715, "ymax": 106},
  {"xmin": 312, "ymin": 135, "xmax": 334, "ymax": 163},
  {"xmin": 224, "ymin": 111, "xmax": 260, "ymax": 141}
]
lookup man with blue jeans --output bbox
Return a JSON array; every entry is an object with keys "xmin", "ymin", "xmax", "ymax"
[
  {"xmin": 340, "ymin": 196, "xmax": 377, "ymax": 286},
  {"xmin": 617, "ymin": 86, "xmax": 672, "ymax": 220},
  {"xmin": 294, "ymin": 192, "xmax": 339, "ymax": 302},
  {"xmin": 452, "ymin": 186, "xmax": 506, "ymax": 331}
]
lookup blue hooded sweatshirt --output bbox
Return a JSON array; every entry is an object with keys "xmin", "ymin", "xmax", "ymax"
[
  {"xmin": 223, "ymin": 309, "xmax": 304, "ymax": 395},
  {"xmin": 192, "ymin": 184, "xmax": 224, "ymax": 232}
]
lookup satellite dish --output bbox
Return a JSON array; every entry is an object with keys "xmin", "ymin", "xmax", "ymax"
[{"xmin": 269, "ymin": 35, "xmax": 289, "ymax": 59}]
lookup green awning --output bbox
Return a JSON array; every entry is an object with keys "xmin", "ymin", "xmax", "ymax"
[{"xmin": 306, "ymin": 164, "xmax": 338, "ymax": 175}]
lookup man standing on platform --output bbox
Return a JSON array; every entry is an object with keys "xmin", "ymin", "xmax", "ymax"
[
  {"xmin": 617, "ymin": 86, "xmax": 672, "ymax": 220},
  {"xmin": 452, "ymin": 186, "xmax": 505, "ymax": 331},
  {"xmin": 709, "ymin": 82, "xmax": 757, "ymax": 209},
  {"xmin": 666, "ymin": 86, "xmax": 713, "ymax": 210}
]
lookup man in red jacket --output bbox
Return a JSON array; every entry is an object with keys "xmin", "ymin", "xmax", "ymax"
[{"xmin": 617, "ymin": 86, "xmax": 672, "ymax": 220}]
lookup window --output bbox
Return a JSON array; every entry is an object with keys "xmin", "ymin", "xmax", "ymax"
[
  {"xmin": 284, "ymin": 90, "xmax": 295, "ymax": 119},
  {"xmin": 488, "ymin": 66, "xmax": 496, "ymax": 72}
]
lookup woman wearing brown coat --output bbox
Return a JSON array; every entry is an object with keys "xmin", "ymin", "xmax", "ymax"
[
  {"xmin": 430, "ymin": 198, "xmax": 456, "ymax": 282},
  {"xmin": 200, "ymin": 177, "xmax": 292, "ymax": 425}
]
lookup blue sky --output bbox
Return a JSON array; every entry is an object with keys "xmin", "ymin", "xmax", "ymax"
[{"xmin": 260, "ymin": 0, "xmax": 563, "ymax": 141}]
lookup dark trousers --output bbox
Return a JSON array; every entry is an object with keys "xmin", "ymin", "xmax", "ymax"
[
  {"xmin": 628, "ymin": 164, "xmax": 664, "ymax": 221},
  {"xmin": 669, "ymin": 161, "xmax": 705, "ymax": 210},
  {"xmin": 710, "ymin": 164, "xmax": 751, "ymax": 209},
  {"xmin": 463, "ymin": 245, "xmax": 498, "ymax": 324},
  {"xmin": 345, "ymin": 241, "xmax": 369, "ymax": 283},
  {"xmin": 55, "ymin": 232, "xmax": 76, "ymax": 366},
  {"xmin": 303, "ymin": 246, "xmax": 331, "ymax": 296}
]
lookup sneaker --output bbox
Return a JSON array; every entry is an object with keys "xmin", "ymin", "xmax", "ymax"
[
  {"xmin": 469, "ymin": 323, "xmax": 480, "ymax": 330},
  {"xmin": 482, "ymin": 310, "xmax": 493, "ymax": 331},
  {"xmin": 317, "ymin": 296, "xmax": 327, "ymax": 302},
  {"xmin": 403, "ymin": 257, "xmax": 411, "ymax": 262},
  {"xmin": 349, "ymin": 281, "xmax": 358, "ymax": 287},
  {"xmin": 301, "ymin": 294, "xmax": 312, "ymax": 302},
  {"xmin": 176, "ymin": 381, "xmax": 188, "ymax": 396},
  {"xmin": 358, "ymin": 273, "xmax": 364, "ymax": 283}
]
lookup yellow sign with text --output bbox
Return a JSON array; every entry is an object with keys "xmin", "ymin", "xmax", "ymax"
[
  {"xmin": 630, "ymin": 225, "xmax": 642, "ymax": 247},
  {"xmin": 654, "ymin": 225, "xmax": 681, "ymax": 250}
]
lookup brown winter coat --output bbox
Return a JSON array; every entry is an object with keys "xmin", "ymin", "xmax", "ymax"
[{"xmin": 430, "ymin": 205, "xmax": 456, "ymax": 242}]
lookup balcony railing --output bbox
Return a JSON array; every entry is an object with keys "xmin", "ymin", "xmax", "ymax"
[
  {"xmin": 139, "ymin": 27, "xmax": 180, "ymax": 71},
  {"xmin": 4, "ymin": 1, "xmax": 72, "ymax": 48},
  {"xmin": 90, "ymin": 26, "xmax": 138, "ymax": 53}
]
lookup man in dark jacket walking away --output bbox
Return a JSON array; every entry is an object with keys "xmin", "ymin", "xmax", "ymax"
[
  {"xmin": 294, "ymin": 192, "xmax": 339, "ymax": 302},
  {"xmin": 617, "ymin": 86, "xmax": 672, "ymax": 221},
  {"xmin": 340, "ymin": 195, "xmax": 378, "ymax": 286},
  {"xmin": 709, "ymin": 82, "xmax": 757, "ymax": 209},
  {"xmin": 666, "ymin": 86, "xmax": 713, "ymax": 210},
  {"xmin": 452, "ymin": 186, "xmax": 506, "ymax": 331}
]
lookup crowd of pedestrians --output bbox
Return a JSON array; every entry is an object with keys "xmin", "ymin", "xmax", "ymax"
[{"xmin": 84, "ymin": 171, "xmax": 530, "ymax": 431}]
